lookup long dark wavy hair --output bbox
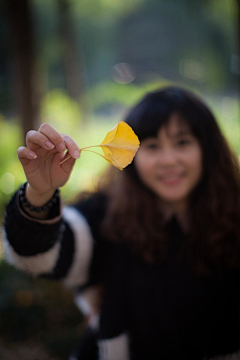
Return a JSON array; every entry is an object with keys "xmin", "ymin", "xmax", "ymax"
[{"xmin": 98, "ymin": 87, "xmax": 240, "ymax": 274}]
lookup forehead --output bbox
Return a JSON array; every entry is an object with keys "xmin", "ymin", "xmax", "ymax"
[{"xmin": 157, "ymin": 114, "xmax": 191, "ymax": 139}]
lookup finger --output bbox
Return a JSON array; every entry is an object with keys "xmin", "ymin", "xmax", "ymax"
[
  {"xmin": 26, "ymin": 130, "xmax": 55, "ymax": 151},
  {"xmin": 53, "ymin": 151, "xmax": 76, "ymax": 175},
  {"xmin": 61, "ymin": 155, "xmax": 76, "ymax": 175},
  {"xmin": 17, "ymin": 146, "xmax": 38, "ymax": 166},
  {"xmin": 38, "ymin": 123, "xmax": 66, "ymax": 152},
  {"xmin": 61, "ymin": 134, "xmax": 80, "ymax": 159}
]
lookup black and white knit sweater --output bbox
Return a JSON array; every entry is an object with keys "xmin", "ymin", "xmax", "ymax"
[{"xmin": 3, "ymin": 189, "xmax": 240, "ymax": 360}]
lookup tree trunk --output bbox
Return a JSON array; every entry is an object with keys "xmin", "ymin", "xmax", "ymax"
[
  {"xmin": 57, "ymin": 0, "xmax": 83, "ymax": 102},
  {"xmin": 237, "ymin": 0, "xmax": 240, "ymax": 96},
  {"xmin": 7, "ymin": 0, "xmax": 40, "ymax": 141}
]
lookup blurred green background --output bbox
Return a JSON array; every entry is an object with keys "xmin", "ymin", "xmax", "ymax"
[{"xmin": 0, "ymin": 0, "xmax": 239, "ymax": 358}]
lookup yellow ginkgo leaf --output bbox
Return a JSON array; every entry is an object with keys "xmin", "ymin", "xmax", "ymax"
[
  {"xmin": 99, "ymin": 121, "xmax": 140, "ymax": 169},
  {"xmin": 60, "ymin": 121, "xmax": 140, "ymax": 170},
  {"xmin": 82, "ymin": 121, "xmax": 140, "ymax": 170}
]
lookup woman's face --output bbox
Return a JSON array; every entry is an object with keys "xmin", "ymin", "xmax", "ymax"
[{"xmin": 134, "ymin": 114, "xmax": 202, "ymax": 210}]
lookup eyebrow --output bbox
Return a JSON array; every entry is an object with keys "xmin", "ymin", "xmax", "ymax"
[
  {"xmin": 145, "ymin": 128, "xmax": 192, "ymax": 142},
  {"xmin": 167, "ymin": 129, "xmax": 191, "ymax": 139}
]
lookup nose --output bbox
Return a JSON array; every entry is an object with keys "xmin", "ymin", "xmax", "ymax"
[{"xmin": 157, "ymin": 149, "xmax": 177, "ymax": 166}]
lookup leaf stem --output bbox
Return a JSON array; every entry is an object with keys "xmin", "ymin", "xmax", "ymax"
[
  {"xmin": 59, "ymin": 148, "xmax": 103, "ymax": 165},
  {"xmin": 80, "ymin": 145, "xmax": 101, "ymax": 150},
  {"xmin": 59, "ymin": 155, "xmax": 72, "ymax": 165}
]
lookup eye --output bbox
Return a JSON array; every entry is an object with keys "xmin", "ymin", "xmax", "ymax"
[
  {"xmin": 176, "ymin": 139, "xmax": 190, "ymax": 147},
  {"xmin": 146, "ymin": 143, "xmax": 158, "ymax": 150}
]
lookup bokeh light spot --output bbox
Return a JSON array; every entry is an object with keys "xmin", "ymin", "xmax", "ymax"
[
  {"xmin": 0, "ymin": 172, "xmax": 15, "ymax": 195},
  {"xmin": 110, "ymin": 62, "xmax": 136, "ymax": 84}
]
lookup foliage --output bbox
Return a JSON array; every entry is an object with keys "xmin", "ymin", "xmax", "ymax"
[
  {"xmin": 212, "ymin": 96, "xmax": 240, "ymax": 153},
  {"xmin": 82, "ymin": 78, "xmax": 173, "ymax": 112},
  {"xmin": 70, "ymin": 0, "xmax": 144, "ymax": 20},
  {"xmin": 26, "ymin": 0, "xmax": 239, "ymax": 96},
  {"xmin": 41, "ymin": 89, "xmax": 82, "ymax": 137},
  {"xmin": 0, "ymin": 116, "xmax": 24, "ymax": 219}
]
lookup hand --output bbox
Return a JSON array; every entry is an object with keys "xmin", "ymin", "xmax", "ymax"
[{"xmin": 17, "ymin": 123, "xmax": 80, "ymax": 199}]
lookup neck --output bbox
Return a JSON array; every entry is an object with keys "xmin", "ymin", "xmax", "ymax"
[{"xmin": 159, "ymin": 200, "xmax": 189, "ymax": 232}]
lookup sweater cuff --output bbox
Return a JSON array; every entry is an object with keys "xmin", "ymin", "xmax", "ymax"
[
  {"xmin": 17, "ymin": 189, "xmax": 63, "ymax": 224},
  {"xmin": 4, "ymin": 190, "xmax": 65, "ymax": 256}
]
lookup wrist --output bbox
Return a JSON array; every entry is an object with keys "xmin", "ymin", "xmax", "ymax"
[{"xmin": 26, "ymin": 183, "xmax": 56, "ymax": 206}]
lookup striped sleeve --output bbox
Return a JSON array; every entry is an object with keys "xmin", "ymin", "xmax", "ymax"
[
  {"xmin": 3, "ymin": 191, "xmax": 64, "ymax": 275},
  {"xmin": 3, "ymin": 190, "xmax": 98, "ymax": 289},
  {"xmin": 59, "ymin": 206, "xmax": 94, "ymax": 288}
]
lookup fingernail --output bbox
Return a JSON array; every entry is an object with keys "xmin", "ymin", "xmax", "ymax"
[
  {"xmin": 29, "ymin": 152, "xmax": 37, "ymax": 159},
  {"xmin": 57, "ymin": 143, "xmax": 66, "ymax": 152},
  {"xmin": 46, "ymin": 141, "xmax": 55, "ymax": 149},
  {"xmin": 73, "ymin": 150, "xmax": 80, "ymax": 158}
]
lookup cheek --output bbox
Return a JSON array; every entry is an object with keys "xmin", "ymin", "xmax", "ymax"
[{"xmin": 134, "ymin": 154, "xmax": 155, "ymax": 178}]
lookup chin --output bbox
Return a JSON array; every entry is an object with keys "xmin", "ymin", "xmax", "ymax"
[{"xmin": 156, "ymin": 191, "xmax": 189, "ymax": 204}]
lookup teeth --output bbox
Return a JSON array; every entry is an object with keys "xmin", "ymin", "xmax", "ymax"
[{"xmin": 161, "ymin": 175, "xmax": 180, "ymax": 181}]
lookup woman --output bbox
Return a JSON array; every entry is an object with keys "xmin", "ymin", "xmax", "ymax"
[{"xmin": 4, "ymin": 87, "xmax": 240, "ymax": 359}]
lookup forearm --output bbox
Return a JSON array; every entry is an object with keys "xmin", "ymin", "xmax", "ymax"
[{"xmin": 3, "ymin": 189, "xmax": 97, "ymax": 289}]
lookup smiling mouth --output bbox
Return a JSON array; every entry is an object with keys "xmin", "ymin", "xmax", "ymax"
[{"xmin": 158, "ymin": 174, "xmax": 184, "ymax": 185}]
